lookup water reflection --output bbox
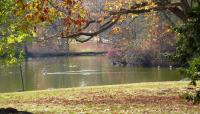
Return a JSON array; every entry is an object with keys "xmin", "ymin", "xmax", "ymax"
[{"xmin": 0, "ymin": 56, "xmax": 181, "ymax": 93}]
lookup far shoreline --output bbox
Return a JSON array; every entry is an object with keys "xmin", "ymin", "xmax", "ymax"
[{"xmin": 26, "ymin": 51, "xmax": 107, "ymax": 58}]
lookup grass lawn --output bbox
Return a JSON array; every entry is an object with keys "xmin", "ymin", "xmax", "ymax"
[{"xmin": 0, "ymin": 81, "xmax": 200, "ymax": 114}]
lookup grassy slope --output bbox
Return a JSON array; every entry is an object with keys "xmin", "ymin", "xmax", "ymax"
[{"xmin": 0, "ymin": 81, "xmax": 200, "ymax": 114}]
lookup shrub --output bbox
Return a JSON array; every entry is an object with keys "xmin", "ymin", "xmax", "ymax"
[
  {"xmin": 180, "ymin": 57, "xmax": 200, "ymax": 104},
  {"xmin": 180, "ymin": 57, "xmax": 200, "ymax": 86}
]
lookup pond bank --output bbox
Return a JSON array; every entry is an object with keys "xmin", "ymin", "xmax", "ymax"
[
  {"xmin": 26, "ymin": 51, "xmax": 107, "ymax": 58},
  {"xmin": 0, "ymin": 81, "xmax": 199, "ymax": 113}
]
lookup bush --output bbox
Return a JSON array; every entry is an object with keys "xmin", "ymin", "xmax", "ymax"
[
  {"xmin": 182, "ymin": 91, "xmax": 200, "ymax": 104},
  {"xmin": 180, "ymin": 57, "xmax": 200, "ymax": 104},
  {"xmin": 180, "ymin": 57, "xmax": 200, "ymax": 86},
  {"xmin": 173, "ymin": 11, "xmax": 200, "ymax": 66},
  {"xmin": 107, "ymin": 47, "xmax": 154, "ymax": 67}
]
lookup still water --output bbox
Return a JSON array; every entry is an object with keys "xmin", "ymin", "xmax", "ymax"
[{"xmin": 0, "ymin": 56, "xmax": 182, "ymax": 93}]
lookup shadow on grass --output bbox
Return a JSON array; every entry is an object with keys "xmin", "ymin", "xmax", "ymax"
[{"xmin": 0, "ymin": 108, "xmax": 32, "ymax": 114}]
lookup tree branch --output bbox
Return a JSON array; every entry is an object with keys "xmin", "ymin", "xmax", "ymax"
[
  {"xmin": 49, "ymin": 0, "xmax": 68, "ymax": 15},
  {"xmin": 110, "ymin": 3, "xmax": 182, "ymax": 15},
  {"xmin": 169, "ymin": 7, "xmax": 188, "ymax": 21},
  {"xmin": 41, "ymin": 1, "xmax": 188, "ymax": 43},
  {"xmin": 61, "ymin": 15, "xmax": 120, "ymax": 42},
  {"xmin": 181, "ymin": 0, "xmax": 191, "ymax": 13}
]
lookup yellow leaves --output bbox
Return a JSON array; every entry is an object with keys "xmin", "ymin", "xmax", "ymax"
[
  {"xmin": 149, "ymin": 2, "xmax": 157, "ymax": 7},
  {"xmin": 104, "ymin": 0, "xmax": 157, "ymax": 15},
  {"xmin": 71, "ymin": 3, "xmax": 87, "ymax": 18},
  {"xmin": 129, "ymin": 14, "xmax": 139, "ymax": 18},
  {"xmin": 79, "ymin": 9, "xmax": 87, "ymax": 18},
  {"xmin": 74, "ymin": 3, "xmax": 81, "ymax": 10},
  {"xmin": 31, "ymin": 31, "xmax": 37, "ymax": 37},
  {"xmin": 144, "ymin": 6, "xmax": 150, "ymax": 10},
  {"xmin": 7, "ymin": 57, "xmax": 17, "ymax": 64},
  {"xmin": 7, "ymin": 35, "xmax": 15, "ymax": 44},
  {"xmin": 135, "ymin": 0, "xmax": 140, "ymax": 4},
  {"xmin": 110, "ymin": 27, "xmax": 121, "ymax": 35},
  {"xmin": 25, "ymin": 13, "xmax": 33, "ymax": 20},
  {"xmin": 0, "ymin": 45, "xmax": 3, "ymax": 53},
  {"xmin": 7, "ymin": 33, "xmax": 28, "ymax": 44},
  {"xmin": 166, "ymin": 28, "xmax": 172, "ymax": 33},
  {"xmin": 16, "ymin": 0, "xmax": 56, "ymax": 24},
  {"xmin": 143, "ymin": 2, "xmax": 157, "ymax": 10},
  {"xmin": 105, "ymin": 0, "xmax": 123, "ymax": 11},
  {"xmin": 163, "ymin": 24, "xmax": 172, "ymax": 33},
  {"xmin": 119, "ymin": 16, "xmax": 127, "ymax": 22}
]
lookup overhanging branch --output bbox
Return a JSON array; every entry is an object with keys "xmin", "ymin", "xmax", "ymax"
[
  {"xmin": 41, "ymin": 1, "xmax": 188, "ymax": 43},
  {"xmin": 110, "ymin": 3, "xmax": 182, "ymax": 15},
  {"xmin": 61, "ymin": 15, "xmax": 120, "ymax": 42}
]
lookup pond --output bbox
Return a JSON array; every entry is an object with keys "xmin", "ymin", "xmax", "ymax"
[{"xmin": 0, "ymin": 56, "xmax": 182, "ymax": 93}]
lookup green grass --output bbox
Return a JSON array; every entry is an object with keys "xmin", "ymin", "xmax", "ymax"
[{"xmin": 0, "ymin": 81, "xmax": 200, "ymax": 114}]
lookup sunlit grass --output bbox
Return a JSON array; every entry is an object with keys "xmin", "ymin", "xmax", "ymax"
[{"xmin": 0, "ymin": 81, "xmax": 200, "ymax": 113}]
